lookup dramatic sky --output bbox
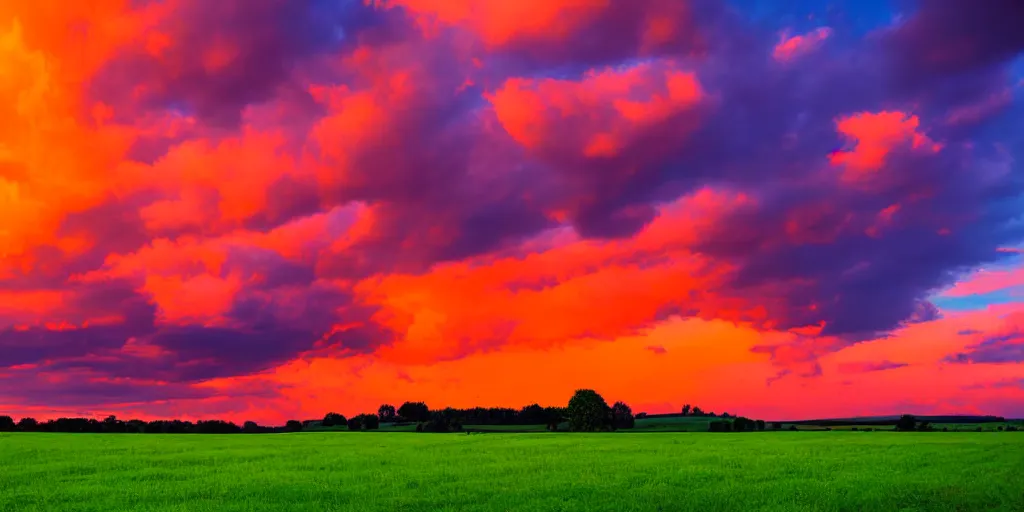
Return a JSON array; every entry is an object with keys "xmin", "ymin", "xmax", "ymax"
[{"xmin": 1, "ymin": 0, "xmax": 1023, "ymax": 423}]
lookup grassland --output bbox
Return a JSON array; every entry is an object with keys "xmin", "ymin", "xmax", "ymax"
[{"xmin": 2, "ymin": 432, "xmax": 1022, "ymax": 512}]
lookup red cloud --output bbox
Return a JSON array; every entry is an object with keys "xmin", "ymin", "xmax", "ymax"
[{"xmin": 773, "ymin": 27, "xmax": 832, "ymax": 62}]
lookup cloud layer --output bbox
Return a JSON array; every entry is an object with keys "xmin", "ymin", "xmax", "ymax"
[{"xmin": 1, "ymin": 0, "xmax": 1022, "ymax": 421}]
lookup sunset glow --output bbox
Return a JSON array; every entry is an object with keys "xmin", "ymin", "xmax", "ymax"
[{"xmin": 1, "ymin": 0, "xmax": 1023, "ymax": 423}]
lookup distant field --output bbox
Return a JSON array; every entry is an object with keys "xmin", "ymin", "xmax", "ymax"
[{"xmin": 2, "ymin": 432, "xmax": 1023, "ymax": 511}]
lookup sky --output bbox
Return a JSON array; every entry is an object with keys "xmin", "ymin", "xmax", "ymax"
[{"xmin": 1, "ymin": 0, "xmax": 1023, "ymax": 424}]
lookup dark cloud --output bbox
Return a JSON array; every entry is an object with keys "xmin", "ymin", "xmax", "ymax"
[
  {"xmin": 882, "ymin": 0, "xmax": 1024, "ymax": 87},
  {"xmin": 946, "ymin": 332, "xmax": 1024, "ymax": 364},
  {"xmin": 837, "ymin": 360, "xmax": 910, "ymax": 374},
  {"xmin": 0, "ymin": 280, "xmax": 156, "ymax": 367},
  {"xmin": 88, "ymin": 0, "xmax": 362, "ymax": 128}
]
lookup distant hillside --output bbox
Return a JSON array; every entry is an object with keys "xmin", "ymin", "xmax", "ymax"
[{"xmin": 782, "ymin": 415, "xmax": 1007, "ymax": 426}]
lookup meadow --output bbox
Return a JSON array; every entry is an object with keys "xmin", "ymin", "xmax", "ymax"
[{"xmin": 2, "ymin": 431, "xmax": 1022, "ymax": 512}]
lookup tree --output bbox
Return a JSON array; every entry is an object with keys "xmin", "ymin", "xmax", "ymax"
[
  {"xmin": 691, "ymin": 406, "xmax": 705, "ymax": 417},
  {"xmin": 611, "ymin": 401, "xmax": 635, "ymax": 429},
  {"xmin": 732, "ymin": 417, "xmax": 755, "ymax": 431},
  {"xmin": 771, "ymin": 422, "xmax": 782, "ymax": 430},
  {"xmin": 322, "ymin": 412, "xmax": 346, "ymax": 427},
  {"xmin": 102, "ymin": 415, "xmax": 125, "ymax": 433},
  {"xmin": 681, "ymin": 404, "xmax": 692, "ymax": 416},
  {"xmin": 285, "ymin": 420, "xmax": 303, "ymax": 432},
  {"xmin": 378, "ymin": 404, "xmax": 396, "ymax": 423},
  {"xmin": 16, "ymin": 417, "xmax": 38, "ymax": 432},
  {"xmin": 755, "ymin": 420, "xmax": 766, "ymax": 431},
  {"xmin": 708, "ymin": 420, "xmax": 731, "ymax": 432},
  {"xmin": 567, "ymin": 389, "xmax": 612, "ymax": 432},
  {"xmin": 397, "ymin": 402, "xmax": 430, "ymax": 422},
  {"xmin": 895, "ymin": 414, "xmax": 917, "ymax": 431},
  {"xmin": 0, "ymin": 415, "xmax": 14, "ymax": 431},
  {"xmin": 347, "ymin": 416, "xmax": 363, "ymax": 431},
  {"xmin": 243, "ymin": 421, "xmax": 260, "ymax": 433},
  {"xmin": 360, "ymin": 414, "xmax": 380, "ymax": 430}
]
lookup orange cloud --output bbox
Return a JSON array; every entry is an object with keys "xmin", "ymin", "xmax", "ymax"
[{"xmin": 488, "ymin": 59, "xmax": 707, "ymax": 159}]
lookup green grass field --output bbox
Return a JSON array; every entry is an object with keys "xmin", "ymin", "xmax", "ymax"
[{"xmin": 2, "ymin": 432, "xmax": 1022, "ymax": 511}]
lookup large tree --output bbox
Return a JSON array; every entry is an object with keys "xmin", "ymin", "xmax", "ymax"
[
  {"xmin": 0, "ymin": 415, "xmax": 15, "ymax": 431},
  {"xmin": 567, "ymin": 389, "xmax": 612, "ymax": 432}
]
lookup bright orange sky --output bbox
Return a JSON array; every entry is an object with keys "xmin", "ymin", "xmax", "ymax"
[{"xmin": 1, "ymin": 0, "xmax": 1023, "ymax": 423}]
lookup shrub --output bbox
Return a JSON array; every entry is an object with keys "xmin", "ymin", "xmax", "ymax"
[
  {"xmin": 788, "ymin": 425, "xmax": 798, "ymax": 431},
  {"xmin": 851, "ymin": 427, "xmax": 858, "ymax": 431},
  {"xmin": 755, "ymin": 420, "xmax": 766, "ymax": 431},
  {"xmin": 772, "ymin": 422, "xmax": 782, "ymax": 430},
  {"xmin": 1005, "ymin": 426, "xmax": 1018, "ymax": 432},
  {"xmin": 942, "ymin": 427, "xmax": 948, "ymax": 432},
  {"xmin": 998, "ymin": 426, "xmax": 1004, "ymax": 431}
]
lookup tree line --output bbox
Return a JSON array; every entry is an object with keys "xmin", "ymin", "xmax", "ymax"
[{"xmin": 0, "ymin": 389, "xmax": 718, "ymax": 434}]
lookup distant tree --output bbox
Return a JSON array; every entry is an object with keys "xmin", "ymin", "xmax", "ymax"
[
  {"xmin": 1006, "ymin": 426, "xmax": 1018, "ymax": 432},
  {"xmin": 243, "ymin": 421, "xmax": 260, "ymax": 433},
  {"xmin": 417, "ymin": 412, "xmax": 462, "ymax": 433},
  {"xmin": 397, "ymin": 402, "xmax": 430, "ymax": 422},
  {"xmin": 611, "ymin": 402, "xmax": 635, "ymax": 429},
  {"xmin": 0, "ymin": 415, "xmax": 14, "ymax": 431},
  {"xmin": 378, "ymin": 404, "xmax": 396, "ymax": 423},
  {"xmin": 285, "ymin": 420, "xmax": 303, "ymax": 432},
  {"xmin": 102, "ymin": 415, "xmax": 125, "ymax": 433},
  {"xmin": 708, "ymin": 420, "xmax": 731, "ymax": 432},
  {"xmin": 917, "ymin": 421, "xmax": 933, "ymax": 432},
  {"xmin": 360, "ymin": 414, "xmax": 380, "ymax": 430},
  {"xmin": 636, "ymin": 412, "xmax": 647, "ymax": 419},
  {"xmin": 732, "ymin": 417, "xmax": 755, "ymax": 432},
  {"xmin": 16, "ymin": 417, "xmax": 38, "ymax": 432},
  {"xmin": 895, "ymin": 415, "xmax": 917, "ymax": 431},
  {"xmin": 691, "ymin": 406, "xmax": 704, "ymax": 417},
  {"xmin": 788, "ymin": 425, "xmax": 798, "ymax": 431},
  {"xmin": 322, "ymin": 412, "xmax": 346, "ymax": 427},
  {"xmin": 755, "ymin": 420, "xmax": 766, "ymax": 431},
  {"xmin": 771, "ymin": 422, "xmax": 782, "ymax": 430},
  {"xmin": 721, "ymin": 412, "xmax": 732, "ymax": 419},
  {"xmin": 347, "ymin": 416, "xmax": 363, "ymax": 431},
  {"xmin": 997, "ymin": 426, "xmax": 1004, "ymax": 431},
  {"xmin": 681, "ymin": 404, "xmax": 692, "ymax": 416}
]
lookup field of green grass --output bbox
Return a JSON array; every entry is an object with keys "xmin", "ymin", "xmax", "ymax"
[{"xmin": 2, "ymin": 432, "xmax": 1022, "ymax": 511}]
